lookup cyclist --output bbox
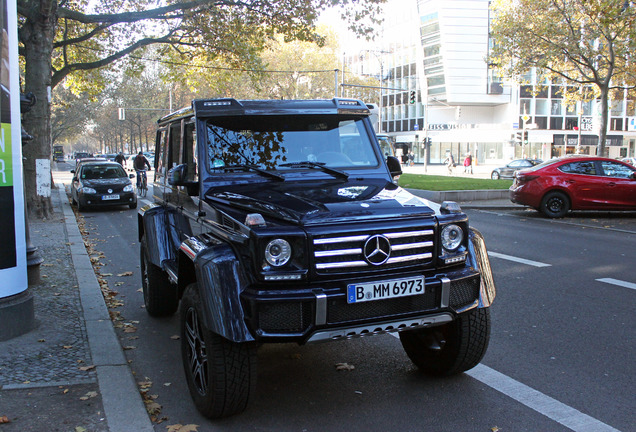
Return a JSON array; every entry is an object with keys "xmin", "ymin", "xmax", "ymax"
[
  {"xmin": 133, "ymin": 151, "xmax": 151, "ymax": 190},
  {"xmin": 114, "ymin": 151, "xmax": 126, "ymax": 166}
]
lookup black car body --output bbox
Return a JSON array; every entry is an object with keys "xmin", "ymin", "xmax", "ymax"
[
  {"xmin": 491, "ymin": 158, "xmax": 542, "ymax": 179},
  {"xmin": 71, "ymin": 161, "xmax": 137, "ymax": 210},
  {"xmin": 139, "ymin": 98, "xmax": 496, "ymax": 418}
]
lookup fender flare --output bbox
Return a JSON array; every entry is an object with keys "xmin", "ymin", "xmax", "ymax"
[
  {"xmin": 467, "ymin": 227, "xmax": 496, "ymax": 308},
  {"xmin": 138, "ymin": 203, "xmax": 173, "ymax": 269},
  {"xmin": 180, "ymin": 237, "xmax": 254, "ymax": 343}
]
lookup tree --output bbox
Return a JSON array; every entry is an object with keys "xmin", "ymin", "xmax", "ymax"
[
  {"xmin": 489, "ymin": 0, "xmax": 636, "ymax": 156},
  {"xmin": 17, "ymin": 0, "xmax": 384, "ymax": 218}
]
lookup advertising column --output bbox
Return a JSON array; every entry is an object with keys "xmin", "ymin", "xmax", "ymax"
[{"xmin": 0, "ymin": 0, "xmax": 33, "ymax": 341}]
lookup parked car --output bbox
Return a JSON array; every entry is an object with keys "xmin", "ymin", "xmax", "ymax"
[
  {"xmin": 510, "ymin": 156, "xmax": 636, "ymax": 218},
  {"xmin": 70, "ymin": 160, "xmax": 137, "ymax": 210},
  {"xmin": 491, "ymin": 158, "xmax": 542, "ymax": 179},
  {"xmin": 139, "ymin": 98, "xmax": 497, "ymax": 418}
]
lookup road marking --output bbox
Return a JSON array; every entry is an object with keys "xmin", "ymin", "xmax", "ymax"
[
  {"xmin": 466, "ymin": 364, "xmax": 620, "ymax": 432},
  {"xmin": 389, "ymin": 334, "xmax": 618, "ymax": 431},
  {"xmin": 596, "ymin": 278, "xmax": 636, "ymax": 291},
  {"xmin": 488, "ymin": 251, "xmax": 551, "ymax": 267}
]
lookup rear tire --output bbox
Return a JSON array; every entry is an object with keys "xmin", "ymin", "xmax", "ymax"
[
  {"xmin": 140, "ymin": 237, "xmax": 178, "ymax": 316},
  {"xmin": 180, "ymin": 283, "xmax": 257, "ymax": 418},
  {"xmin": 491, "ymin": 171, "xmax": 500, "ymax": 180},
  {"xmin": 399, "ymin": 307, "xmax": 491, "ymax": 376},
  {"xmin": 540, "ymin": 191, "xmax": 570, "ymax": 218}
]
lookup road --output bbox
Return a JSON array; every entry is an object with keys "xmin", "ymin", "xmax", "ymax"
[{"xmin": 56, "ymin": 163, "xmax": 635, "ymax": 432}]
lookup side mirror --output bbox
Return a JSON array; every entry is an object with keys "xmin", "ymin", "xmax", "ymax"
[
  {"xmin": 386, "ymin": 156, "xmax": 402, "ymax": 180},
  {"xmin": 70, "ymin": 169, "xmax": 75, "ymax": 174},
  {"xmin": 168, "ymin": 164, "xmax": 187, "ymax": 186},
  {"xmin": 129, "ymin": 174, "xmax": 135, "ymax": 179}
]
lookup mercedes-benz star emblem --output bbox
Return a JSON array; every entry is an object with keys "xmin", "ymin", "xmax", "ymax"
[
  {"xmin": 107, "ymin": 189, "xmax": 113, "ymax": 194},
  {"xmin": 364, "ymin": 235, "xmax": 391, "ymax": 265}
]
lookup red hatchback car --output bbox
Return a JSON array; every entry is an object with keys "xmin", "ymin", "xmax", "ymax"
[{"xmin": 510, "ymin": 156, "xmax": 636, "ymax": 218}]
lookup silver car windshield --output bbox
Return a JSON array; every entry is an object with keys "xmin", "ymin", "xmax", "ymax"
[{"xmin": 205, "ymin": 116, "xmax": 378, "ymax": 171}]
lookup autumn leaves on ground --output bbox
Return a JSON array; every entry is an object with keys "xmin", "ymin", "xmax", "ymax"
[{"xmin": 76, "ymin": 209, "xmax": 200, "ymax": 432}]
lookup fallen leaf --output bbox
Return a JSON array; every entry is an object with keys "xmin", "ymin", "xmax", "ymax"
[
  {"xmin": 101, "ymin": 273, "xmax": 113, "ymax": 277},
  {"xmin": 335, "ymin": 362, "xmax": 355, "ymax": 371},
  {"xmin": 79, "ymin": 391, "xmax": 98, "ymax": 400},
  {"xmin": 167, "ymin": 424, "xmax": 199, "ymax": 432},
  {"xmin": 79, "ymin": 365, "xmax": 96, "ymax": 371},
  {"xmin": 63, "ymin": 345, "xmax": 73, "ymax": 349},
  {"xmin": 75, "ymin": 427, "xmax": 87, "ymax": 432},
  {"xmin": 0, "ymin": 416, "xmax": 10, "ymax": 424},
  {"xmin": 38, "ymin": 339, "xmax": 45, "ymax": 343},
  {"xmin": 144, "ymin": 400, "xmax": 162, "ymax": 416},
  {"xmin": 117, "ymin": 271, "xmax": 133, "ymax": 277},
  {"xmin": 63, "ymin": 388, "xmax": 69, "ymax": 394},
  {"xmin": 123, "ymin": 346, "xmax": 136, "ymax": 350},
  {"xmin": 170, "ymin": 335, "xmax": 180, "ymax": 340}
]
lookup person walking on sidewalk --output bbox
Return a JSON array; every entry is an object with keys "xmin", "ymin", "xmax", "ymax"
[
  {"xmin": 444, "ymin": 153, "xmax": 455, "ymax": 175},
  {"xmin": 463, "ymin": 152, "xmax": 473, "ymax": 174}
]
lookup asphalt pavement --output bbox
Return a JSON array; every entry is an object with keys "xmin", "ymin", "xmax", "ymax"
[{"xmin": 0, "ymin": 164, "xmax": 515, "ymax": 432}]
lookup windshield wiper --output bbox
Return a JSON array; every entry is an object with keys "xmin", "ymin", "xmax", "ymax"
[
  {"xmin": 279, "ymin": 161, "xmax": 349, "ymax": 180},
  {"xmin": 220, "ymin": 164, "xmax": 285, "ymax": 182}
]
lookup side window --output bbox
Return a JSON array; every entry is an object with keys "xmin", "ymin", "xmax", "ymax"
[
  {"xmin": 559, "ymin": 161, "xmax": 596, "ymax": 175},
  {"xmin": 155, "ymin": 128, "xmax": 168, "ymax": 178},
  {"xmin": 167, "ymin": 122, "xmax": 182, "ymax": 170},
  {"xmin": 183, "ymin": 121, "xmax": 198, "ymax": 182},
  {"xmin": 601, "ymin": 161, "xmax": 634, "ymax": 178}
]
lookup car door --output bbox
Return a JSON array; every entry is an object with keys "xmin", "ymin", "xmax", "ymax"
[
  {"xmin": 557, "ymin": 160, "xmax": 607, "ymax": 209},
  {"xmin": 598, "ymin": 161, "xmax": 636, "ymax": 208}
]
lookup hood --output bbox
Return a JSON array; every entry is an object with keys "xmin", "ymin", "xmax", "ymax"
[
  {"xmin": 204, "ymin": 178, "xmax": 439, "ymax": 225},
  {"xmin": 82, "ymin": 178, "xmax": 131, "ymax": 187}
]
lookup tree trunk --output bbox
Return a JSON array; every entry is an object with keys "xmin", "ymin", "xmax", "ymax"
[
  {"xmin": 21, "ymin": 2, "xmax": 58, "ymax": 219},
  {"xmin": 597, "ymin": 84, "xmax": 609, "ymax": 157}
]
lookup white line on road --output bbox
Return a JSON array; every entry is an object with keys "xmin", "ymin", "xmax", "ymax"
[
  {"xmin": 596, "ymin": 278, "xmax": 636, "ymax": 291},
  {"xmin": 466, "ymin": 364, "xmax": 621, "ymax": 432},
  {"xmin": 488, "ymin": 251, "xmax": 552, "ymax": 267}
]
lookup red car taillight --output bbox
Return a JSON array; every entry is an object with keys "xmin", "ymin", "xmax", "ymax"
[{"xmin": 514, "ymin": 173, "xmax": 539, "ymax": 185}]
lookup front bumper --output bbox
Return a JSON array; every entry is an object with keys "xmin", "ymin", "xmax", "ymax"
[
  {"xmin": 241, "ymin": 270, "xmax": 483, "ymax": 344},
  {"xmin": 79, "ymin": 191, "xmax": 137, "ymax": 208}
]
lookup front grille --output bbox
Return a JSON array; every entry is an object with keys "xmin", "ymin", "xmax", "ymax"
[
  {"xmin": 313, "ymin": 227, "xmax": 434, "ymax": 275},
  {"xmin": 449, "ymin": 277, "xmax": 480, "ymax": 308},
  {"xmin": 327, "ymin": 290, "xmax": 438, "ymax": 324},
  {"xmin": 93, "ymin": 184, "xmax": 126, "ymax": 194},
  {"xmin": 258, "ymin": 301, "xmax": 313, "ymax": 333}
]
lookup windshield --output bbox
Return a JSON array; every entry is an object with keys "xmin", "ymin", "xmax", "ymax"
[
  {"xmin": 205, "ymin": 115, "xmax": 378, "ymax": 172},
  {"xmin": 81, "ymin": 165, "xmax": 127, "ymax": 180}
]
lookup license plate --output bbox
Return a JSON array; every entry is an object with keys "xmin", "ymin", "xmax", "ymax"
[
  {"xmin": 102, "ymin": 194, "xmax": 120, "ymax": 201},
  {"xmin": 347, "ymin": 276, "xmax": 425, "ymax": 304}
]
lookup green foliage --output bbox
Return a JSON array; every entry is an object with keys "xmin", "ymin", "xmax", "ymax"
[{"xmin": 488, "ymin": 0, "xmax": 636, "ymax": 154}]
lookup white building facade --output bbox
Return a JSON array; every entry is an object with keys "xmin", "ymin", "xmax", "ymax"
[{"xmin": 343, "ymin": 0, "xmax": 636, "ymax": 165}]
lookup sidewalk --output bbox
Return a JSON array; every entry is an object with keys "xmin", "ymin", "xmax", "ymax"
[
  {"xmin": 0, "ymin": 167, "xmax": 517, "ymax": 431},
  {"xmin": 0, "ymin": 179, "xmax": 153, "ymax": 432}
]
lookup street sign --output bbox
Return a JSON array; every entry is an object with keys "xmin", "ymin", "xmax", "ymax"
[{"xmin": 522, "ymin": 114, "xmax": 530, "ymax": 122}]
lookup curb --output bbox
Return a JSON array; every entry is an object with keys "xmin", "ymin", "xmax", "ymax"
[
  {"xmin": 58, "ymin": 185, "xmax": 154, "ymax": 432},
  {"xmin": 406, "ymin": 188, "xmax": 509, "ymax": 202}
]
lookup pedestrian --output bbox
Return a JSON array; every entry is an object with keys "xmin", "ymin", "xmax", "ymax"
[
  {"xmin": 114, "ymin": 151, "xmax": 126, "ymax": 167},
  {"xmin": 408, "ymin": 151, "xmax": 414, "ymax": 167},
  {"xmin": 444, "ymin": 153, "xmax": 455, "ymax": 175},
  {"xmin": 463, "ymin": 152, "xmax": 473, "ymax": 174}
]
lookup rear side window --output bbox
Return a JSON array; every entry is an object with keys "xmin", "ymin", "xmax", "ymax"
[{"xmin": 559, "ymin": 161, "xmax": 597, "ymax": 175}]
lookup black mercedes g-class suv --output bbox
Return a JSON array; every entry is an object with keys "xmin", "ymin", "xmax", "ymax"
[{"xmin": 139, "ymin": 98, "xmax": 496, "ymax": 418}]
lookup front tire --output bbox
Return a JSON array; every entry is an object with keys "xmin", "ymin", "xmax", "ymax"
[
  {"xmin": 540, "ymin": 191, "xmax": 570, "ymax": 218},
  {"xmin": 399, "ymin": 307, "xmax": 491, "ymax": 376},
  {"xmin": 140, "ymin": 237, "xmax": 178, "ymax": 316},
  {"xmin": 491, "ymin": 171, "xmax": 500, "ymax": 180},
  {"xmin": 180, "ymin": 283, "xmax": 257, "ymax": 419}
]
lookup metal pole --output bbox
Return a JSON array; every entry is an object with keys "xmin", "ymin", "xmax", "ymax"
[{"xmin": 334, "ymin": 69, "xmax": 339, "ymax": 97}]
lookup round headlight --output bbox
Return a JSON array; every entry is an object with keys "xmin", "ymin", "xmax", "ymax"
[
  {"xmin": 265, "ymin": 239, "xmax": 291, "ymax": 267},
  {"xmin": 441, "ymin": 224, "xmax": 463, "ymax": 251}
]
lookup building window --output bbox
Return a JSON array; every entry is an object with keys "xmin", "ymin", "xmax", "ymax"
[
  {"xmin": 610, "ymin": 118, "xmax": 623, "ymax": 131},
  {"xmin": 565, "ymin": 117, "xmax": 578, "ymax": 129},
  {"xmin": 551, "ymin": 100, "xmax": 563, "ymax": 115},
  {"xmin": 550, "ymin": 117, "xmax": 563, "ymax": 130}
]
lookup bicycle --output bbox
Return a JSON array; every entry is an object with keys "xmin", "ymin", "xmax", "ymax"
[{"xmin": 136, "ymin": 170, "xmax": 148, "ymax": 198}]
